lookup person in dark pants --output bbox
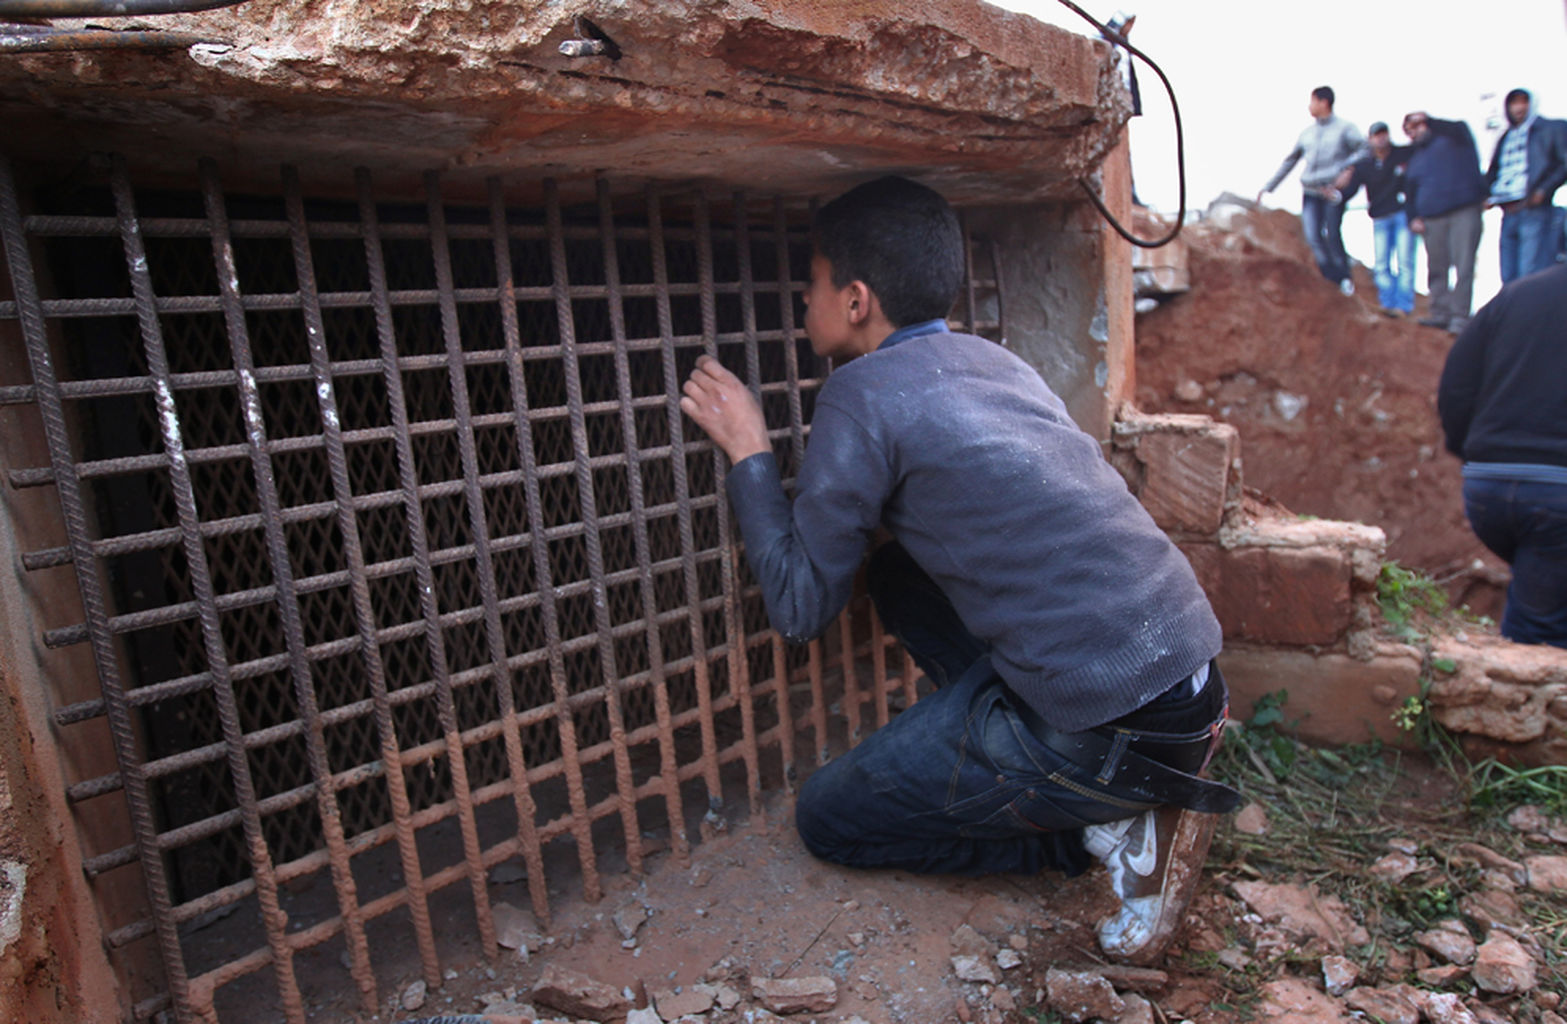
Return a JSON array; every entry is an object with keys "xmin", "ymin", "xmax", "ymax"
[
  {"xmin": 680, "ymin": 176, "xmax": 1236, "ymax": 965},
  {"xmin": 1403, "ymin": 110, "xmax": 1488, "ymax": 333},
  {"xmin": 1438, "ymin": 263, "xmax": 1567, "ymax": 648},
  {"xmin": 1259, "ymin": 86, "xmax": 1367, "ymax": 295},
  {"xmin": 1484, "ymin": 88, "xmax": 1567, "ymax": 284}
]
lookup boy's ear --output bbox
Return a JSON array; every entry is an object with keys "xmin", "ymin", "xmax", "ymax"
[{"xmin": 845, "ymin": 279, "xmax": 874, "ymax": 325}]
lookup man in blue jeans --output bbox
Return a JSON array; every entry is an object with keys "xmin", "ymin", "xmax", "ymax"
[
  {"xmin": 1259, "ymin": 86, "xmax": 1367, "ymax": 295},
  {"xmin": 1337, "ymin": 122, "xmax": 1414, "ymax": 315},
  {"xmin": 1484, "ymin": 88, "xmax": 1567, "ymax": 284},
  {"xmin": 1439, "ymin": 262, "xmax": 1567, "ymax": 648},
  {"xmin": 681, "ymin": 176, "xmax": 1237, "ymax": 965}
]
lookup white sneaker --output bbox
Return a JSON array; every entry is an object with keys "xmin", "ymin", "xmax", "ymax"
[
  {"xmin": 1083, "ymin": 806, "xmax": 1218, "ymax": 964},
  {"xmin": 1339, "ymin": 278, "xmax": 1355, "ymax": 296}
]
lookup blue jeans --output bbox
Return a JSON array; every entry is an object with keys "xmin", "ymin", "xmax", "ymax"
[
  {"xmin": 794, "ymin": 543, "xmax": 1217, "ymax": 876},
  {"xmin": 1371, "ymin": 211, "xmax": 1415, "ymax": 312},
  {"xmin": 1498, "ymin": 204, "xmax": 1561, "ymax": 284},
  {"xmin": 1463, "ymin": 476, "xmax": 1567, "ymax": 648},
  {"xmin": 1301, "ymin": 191, "xmax": 1349, "ymax": 284}
]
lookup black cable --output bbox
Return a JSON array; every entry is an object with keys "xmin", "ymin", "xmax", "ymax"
[
  {"xmin": 0, "ymin": 1, "xmax": 247, "ymax": 15},
  {"xmin": 1054, "ymin": 0, "xmax": 1185, "ymax": 248}
]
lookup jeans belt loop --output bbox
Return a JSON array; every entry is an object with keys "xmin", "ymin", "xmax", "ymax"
[{"xmin": 1096, "ymin": 730, "xmax": 1131, "ymax": 785}]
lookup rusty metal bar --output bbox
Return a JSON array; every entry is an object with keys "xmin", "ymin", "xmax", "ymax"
[
  {"xmin": 870, "ymin": 606, "xmax": 890, "ymax": 731},
  {"xmin": 482, "ymin": 174, "xmax": 600, "ymax": 902},
  {"xmin": 277, "ymin": 164, "xmax": 378, "ymax": 1013},
  {"xmin": 114, "ymin": 155, "xmax": 304, "ymax": 1024},
  {"xmin": 597, "ymin": 177, "xmax": 690, "ymax": 863},
  {"xmin": 421, "ymin": 169, "xmax": 521, "ymax": 941},
  {"xmin": 283, "ymin": 162, "xmax": 444, "ymax": 992},
  {"xmin": 696, "ymin": 193, "xmax": 762, "ymax": 815},
  {"xmin": 0, "ymin": 26, "xmax": 220, "ymax": 54},
  {"xmin": 649, "ymin": 183, "xmax": 723, "ymax": 809},
  {"xmin": 837, "ymin": 608, "xmax": 862, "ymax": 743},
  {"xmin": 990, "ymin": 236, "xmax": 1008, "ymax": 343},
  {"xmin": 483, "ymin": 174, "xmax": 562, "ymax": 922},
  {"xmin": 0, "ymin": 153, "xmax": 199, "ymax": 1020},
  {"xmin": 543, "ymin": 179, "xmax": 642, "ymax": 875},
  {"xmin": 961, "ymin": 211, "xmax": 978, "ymax": 334}
]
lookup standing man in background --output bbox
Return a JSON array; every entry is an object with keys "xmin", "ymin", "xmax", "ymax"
[
  {"xmin": 1336, "ymin": 121, "xmax": 1414, "ymax": 316},
  {"xmin": 1402, "ymin": 111, "xmax": 1488, "ymax": 334},
  {"xmin": 1259, "ymin": 86, "xmax": 1367, "ymax": 296},
  {"xmin": 1484, "ymin": 88, "xmax": 1567, "ymax": 284}
]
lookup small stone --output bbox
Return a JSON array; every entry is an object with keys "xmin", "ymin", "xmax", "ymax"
[
  {"xmin": 1344, "ymin": 986, "xmax": 1419, "ymax": 1024},
  {"xmin": 1321, "ymin": 954, "xmax": 1357, "ymax": 995},
  {"xmin": 950, "ymin": 923, "xmax": 995, "ymax": 957},
  {"xmin": 1507, "ymin": 805, "xmax": 1549, "ymax": 833},
  {"xmin": 951, "ymin": 955, "xmax": 998, "ymax": 984},
  {"xmin": 653, "ymin": 983, "xmax": 716, "ymax": 1019},
  {"xmin": 1478, "ymin": 868, "xmax": 1517, "ymax": 892},
  {"xmin": 1544, "ymin": 1012, "xmax": 1567, "ymax": 1024},
  {"xmin": 848, "ymin": 931, "xmax": 865, "ymax": 946},
  {"xmin": 751, "ymin": 976, "xmax": 838, "ymax": 1014},
  {"xmin": 1217, "ymin": 947, "xmax": 1251, "ymax": 970},
  {"xmin": 626, "ymin": 1007, "xmax": 662, "ymax": 1024},
  {"xmin": 1007, "ymin": 934, "xmax": 1029, "ymax": 951},
  {"xmin": 1233, "ymin": 802, "xmax": 1270, "ymax": 835},
  {"xmin": 492, "ymin": 901, "xmax": 539, "ymax": 951},
  {"xmin": 1419, "ymin": 991, "xmax": 1480, "ymax": 1024},
  {"xmin": 614, "ymin": 903, "xmax": 649, "ymax": 941},
  {"xmin": 532, "ymin": 964, "xmax": 632, "ymax": 1021},
  {"xmin": 1472, "ymin": 932, "xmax": 1537, "ymax": 993},
  {"xmin": 1452, "ymin": 843, "xmax": 1525, "ymax": 882},
  {"xmin": 1538, "ymin": 990, "xmax": 1563, "ymax": 1010},
  {"xmin": 841, "ymin": 899, "xmax": 859, "ymax": 911},
  {"xmin": 1459, "ymin": 889, "xmax": 1525, "ymax": 930},
  {"xmin": 1368, "ymin": 851, "xmax": 1420, "ymax": 882},
  {"xmin": 1173, "ymin": 379, "xmax": 1205, "ymax": 403},
  {"xmin": 714, "ymin": 983, "xmax": 742, "ymax": 1010},
  {"xmin": 1416, "ymin": 964, "xmax": 1469, "ymax": 986},
  {"xmin": 1526, "ymin": 855, "xmax": 1567, "ymax": 892},
  {"xmin": 488, "ymin": 860, "xmax": 528, "ymax": 884},
  {"xmin": 1470, "ymin": 1005, "xmax": 1512, "ymax": 1024},
  {"xmin": 1117, "ymin": 992, "xmax": 1155, "ymax": 1024},
  {"xmin": 689, "ymin": 866, "xmax": 712, "ymax": 887},
  {"xmin": 991, "ymin": 987, "xmax": 1017, "ymax": 1012},
  {"xmin": 1388, "ymin": 836, "xmax": 1419, "ymax": 854},
  {"xmin": 1415, "ymin": 920, "xmax": 1477, "ymax": 965},
  {"xmin": 1045, "ymin": 968, "xmax": 1124, "ymax": 1024},
  {"xmin": 443, "ymin": 968, "xmax": 458, "ymax": 981},
  {"xmin": 996, "ymin": 949, "xmax": 1023, "ymax": 970},
  {"xmin": 400, "ymin": 979, "xmax": 427, "ymax": 1011},
  {"xmin": 1256, "ymin": 978, "xmax": 1347, "ymax": 1023}
]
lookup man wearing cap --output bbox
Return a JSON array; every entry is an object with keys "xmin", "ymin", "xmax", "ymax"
[
  {"xmin": 1336, "ymin": 122, "xmax": 1414, "ymax": 316},
  {"xmin": 1484, "ymin": 88, "xmax": 1567, "ymax": 284},
  {"xmin": 1259, "ymin": 86, "xmax": 1367, "ymax": 296},
  {"xmin": 1402, "ymin": 111, "xmax": 1488, "ymax": 333}
]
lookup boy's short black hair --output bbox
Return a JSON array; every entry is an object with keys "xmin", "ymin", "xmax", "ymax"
[
  {"xmin": 812, "ymin": 175, "xmax": 963, "ymax": 328},
  {"xmin": 1312, "ymin": 85, "xmax": 1335, "ymax": 108}
]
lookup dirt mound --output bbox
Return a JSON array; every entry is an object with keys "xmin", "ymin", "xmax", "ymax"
[{"xmin": 1132, "ymin": 195, "xmax": 1505, "ymax": 615}]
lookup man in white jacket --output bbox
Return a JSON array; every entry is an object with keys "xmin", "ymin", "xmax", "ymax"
[{"xmin": 1259, "ymin": 86, "xmax": 1368, "ymax": 295}]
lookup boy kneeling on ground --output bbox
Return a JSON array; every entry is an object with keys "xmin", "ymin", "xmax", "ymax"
[{"xmin": 681, "ymin": 176, "xmax": 1237, "ymax": 964}]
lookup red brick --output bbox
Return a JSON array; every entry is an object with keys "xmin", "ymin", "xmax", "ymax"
[
  {"xmin": 1218, "ymin": 644, "xmax": 1422, "ymax": 747},
  {"xmin": 1182, "ymin": 543, "xmax": 1351, "ymax": 646},
  {"xmin": 1135, "ymin": 427, "xmax": 1237, "ymax": 535}
]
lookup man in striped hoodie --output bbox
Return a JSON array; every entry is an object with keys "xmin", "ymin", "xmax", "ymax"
[{"xmin": 1259, "ymin": 86, "xmax": 1368, "ymax": 295}]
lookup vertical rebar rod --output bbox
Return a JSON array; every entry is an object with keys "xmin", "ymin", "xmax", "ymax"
[
  {"xmin": 542, "ymin": 178, "xmax": 643, "ymax": 873},
  {"xmin": 429, "ymin": 171, "xmax": 600, "ymax": 915},
  {"xmin": 837, "ymin": 609, "xmax": 861, "ymax": 742},
  {"xmin": 477, "ymin": 175, "xmax": 600, "ymax": 902},
  {"xmin": 771, "ymin": 197, "xmax": 806, "ymax": 471},
  {"xmin": 282, "ymin": 164, "xmax": 442, "ymax": 994},
  {"xmin": 277, "ymin": 166, "xmax": 378, "ymax": 1013},
  {"xmin": 647, "ymin": 184, "xmax": 722, "ymax": 807},
  {"xmin": 961, "ymin": 211, "xmax": 977, "ymax": 334},
  {"xmin": 734, "ymin": 190, "xmax": 794, "ymax": 785},
  {"xmin": 159, "ymin": 158, "xmax": 303, "ymax": 1023},
  {"xmin": 693, "ymin": 193, "xmax": 761, "ymax": 814},
  {"xmin": 596, "ymin": 177, "xmax": 690, "ymax": 863},
  {"xmin": 901, "ymin": 648, "xmax": 920, "ymax": 708},
  {"xmin": 806, "ymin": 638, "xmax": 828, "ymax": 766},
  {"xmin": 356, "ymin": 170, "xmax": 510, "ymax": 935},
  {"xmin": 0, "ymin": 153, "xmax": 197, "ymax": 1022},
  {"xmin": 990, "ymin": 237, "xmax": 1008, "ymax": 343},
  {"xmin": 480, "ymin": 176, "xmax": 555, "ymax": 920},
  {"xmin": 870, "ymin": 606, "xmax": 890, "ymax": 731}
]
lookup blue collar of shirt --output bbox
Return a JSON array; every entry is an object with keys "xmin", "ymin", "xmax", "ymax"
[{"xmin": 877, "ymin": 318, "xmax": 950, "ymax": 350}]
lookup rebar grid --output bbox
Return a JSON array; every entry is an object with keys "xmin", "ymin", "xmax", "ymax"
[{"xmin": 0, "ymin": 154, "xmax": 1004, "ymax": 1023}]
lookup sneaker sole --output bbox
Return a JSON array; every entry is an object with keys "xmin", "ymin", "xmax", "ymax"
[{"xmin": 1101, "ymin": 808, "xmax": 1218, "ymax": 965}]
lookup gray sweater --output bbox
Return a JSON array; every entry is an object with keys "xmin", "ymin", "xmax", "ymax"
[
  {"xmin": 1264, "ymin": 114, "xmax": 1368, "ymax": 193},
  {"xmin": 725, "ymin": 329, "xmax": 1221, "ymax": 732}
]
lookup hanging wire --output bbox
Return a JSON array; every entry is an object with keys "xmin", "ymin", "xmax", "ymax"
[{"xmin": 1055, "ymin": 0, "xmax": 1185, "ymax": 248}]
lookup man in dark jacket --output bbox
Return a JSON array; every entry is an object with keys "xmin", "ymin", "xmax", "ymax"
[
  {"xmin": 682, "ymin": 176, "xmax": 1236, "ymax": 964},
  {"xmin": 1485, "ymin": 88, "xmax": 1567, "ymax": 283},
  {"xmin": 1402, "ymin": 111, "xmax": 1488, "ymax": 332},
  {"xmin": 1438, "ymin": 263, "xmax": 1567, "ymax": 649},
  {"xmin": 1336, "ymin": 121, "xmax": 1413, "ymax": 315}
]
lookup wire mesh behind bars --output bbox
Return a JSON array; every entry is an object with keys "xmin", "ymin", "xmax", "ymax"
[{"xmin": 0, "ymin": 155, "xmax": 1003, "ymax": 1023}]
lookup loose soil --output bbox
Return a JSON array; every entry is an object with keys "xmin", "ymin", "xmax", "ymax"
[{"xmin": 1132, "ymin": 197, "xmax": 1507, "ymax": 618}]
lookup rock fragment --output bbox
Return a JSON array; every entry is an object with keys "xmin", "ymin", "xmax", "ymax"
[
  {"xmin": 614, "ymin": 903, "xmax": 649, "ymax": 941},
  {"xmin": 1118, "ymin": 992, "xmax": 1155, "ymax": 1024},
  {"xmin": 1472, "ymin": 931, "xmax": 1537, "ymax": 994},
  {"xmin": 1415, "ymin": 919, "xmax": 1477, "ymax": 965},
  {"xmin": 399, "ymin": 979, "xmax": 427, "ymax": 1011},
  {"xmin": 492, "ymin": 901, "xmax": 539, "ymax": 953},
  {"xmin": 532, "ymin": 964, "xmax": 632, "ymax": 1022},
  {"xmin": 1525, "ymin": 854, "xmax": 1567, "ymax": 893},
  {"xmin": 1257, "ymin": 977, "xmax": 1353, "ymax": 1022},
  {"xmin": 1368, "ymin": 851, "xmax": 1419, "ymax": 882},
  {"xmin": 750, "ymin": 976, "xmax": 838, "ymax": 1014},
  {"xmin": 1344, "ymin": 986, "xmax": 1419, "ymax": 1024},
  {"xmin": 1233, "ymin": 802, "xmax": 1270, "ymax": 835},
  {"xmin": 653, "ymin": 983, "xmax": 716, "ymax": 1020},
  {"xmin": 1045, "ymin": 967, "xmax": 1124, "ymax": 1024},
  {"xmin": 951, "ymin": 954, "xmax": 998, "ymax": 984},
  {"xmin": 1320, "ymin": 954, "xmax": 1357, "ymax": 995}
]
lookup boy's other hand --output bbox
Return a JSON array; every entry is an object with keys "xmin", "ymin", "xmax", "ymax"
[{"xmin": 681, "ymin": 355, "xmax": 770, "ymax": 464}]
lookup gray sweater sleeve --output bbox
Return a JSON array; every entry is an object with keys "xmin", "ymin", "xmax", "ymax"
[
  {"xmin": 723, "ymin": 403, "xmax": 893, "ymax": 642},
  {"xmin": 1263, "ymin": 137, "xmax": 1305, "ymax": 194}
]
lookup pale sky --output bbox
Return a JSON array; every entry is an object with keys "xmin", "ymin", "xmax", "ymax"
[{"xmin": 996, "ymin": 0, "xmax": 1567, "ymax": 307}]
